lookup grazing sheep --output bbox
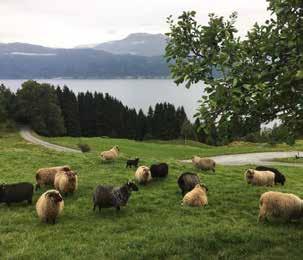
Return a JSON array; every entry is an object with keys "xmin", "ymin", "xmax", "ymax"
[
  {"xmin": 245, "ymin": 169, "xmax": 275, "ymax": 186},
  {"xmin": 258, "ymin": 191, "xmax": 303, "ymax": 222},
  {"xmin": 182, "ymin": 184, "xmax": 208, "ymax": 207},
  {"xmin": 93, "ymin": 181, "xmax": 139, "ymax": 212},
  {"xmin": 36, "ymin": 189, "xmax": 64, "ymax": 224},
  {"xmin": 126, "ymin": 158, "xmax": 139, "ymax": 168},
  {"xmin": 256, "ymin": 166, "xmax": 286, "ymax": 185},
  {"xmin": 35, "ymin": 165, "xmax": 71, "ymax": 190},
  {"xmin": 100, "ymin": 145, "xmax": 120, "ymax": 161},
  {"xmin": 0, "ymin": 182, "xmax": 34, "ymax": 206},
  {"xmin": 192, "ymin": 156, "xmax": 216, "ymax": 173},
  {"xmin": 135, "ymin": 166, "xmax": 152, "ymax": 185},
  {"xmin": 54, "ymin": 171, "xmax": 78, "ymax": 196},
  {"xmin": 177, "ymin": 172, "xmax": 200, "ymax": 196},
  {"xmin": 150, "ymin": 163, "xmax": 168, "ymax": 178}
]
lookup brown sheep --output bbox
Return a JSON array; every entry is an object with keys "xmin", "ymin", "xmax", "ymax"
[
  {"xmin": 192, "ymin": 156, "xmax": 216, "ymax": 173},
  {"xmin": 54, "ymin": 171, "xmax": 78, "ymax": 195},
  {"xmin": 182, "ymin": 184, "xmax": 208, "ymax": 207},
  {"xmin": 100, "ymin": 146, "xmax": 120, "ymax": 161},
  {"xmin": 135, "ymin": 166, "xmax": 152, "ymax": 185},
  {"xmin": 258, "ymin": 191, "xmax": 303, "ymax": 222},
  {"xmin": 36, "ymin": 189, "xmax": 64, "ymax": 224},
  {"xmin": 35, "ymin": 165, "xmax": 71, "ymax": 190},
  {"xmin": 245, "ymin": 169, "xmax": 275, "ymax": 187}
]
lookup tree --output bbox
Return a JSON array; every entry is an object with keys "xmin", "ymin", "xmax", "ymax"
[
  {"xmin": 165, "ymin": 0, "xmax": 303, "ymax": 142},
  {"xmin": 15, "ymin": 81, "xmax": 65, "ymax": 136},
  {"xmin": 0, "ymin": 84, "xmax": 15, "ymax": 123},
  {"xmin": 181, "ymin": 119, "xmax": 196, "ymax": 144},
  {"xmin": 57, "ymin": 86, "xmax": 81, "ymax": 137}
]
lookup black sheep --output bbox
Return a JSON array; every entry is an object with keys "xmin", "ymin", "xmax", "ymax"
[
  {"xmin": 126, "ymin": 158, "xmax": 140, "ymax": 168},
  {"xmin": 93, "ymin": 181, "xmax": 138, "ymax": 212},
  {"xmin": 0, "ymin": 182, "xmax": 34, "ymax": 206},
  {"xmin": 255, "ymin": 166, "xmax": 286, "ymax": 185},
  {"xmin": 150, "ymin": 163, "xmax": 168, "ymax": 178},
  {"xmin": 177, "ymin": 172, "xmax": 200, "ymax": 196}
]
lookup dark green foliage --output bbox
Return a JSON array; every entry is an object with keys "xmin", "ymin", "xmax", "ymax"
[
  {"xmin": 56, "ymin": 86, "xmax": 81, "ymax": 137},
  {"xmin": 14, "ymin": 81, "xmax": 65, "ymax": 136},
  {"xmin": 77, "ymin": 143, "xmax": 91, "ymax": 153},
  {"xmin": 165, "ymin": 0, "xmax": 303, "ymax": 143}
]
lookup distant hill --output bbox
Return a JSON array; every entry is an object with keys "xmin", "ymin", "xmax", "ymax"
[
  {"xmin": 76, "ymin": 33, "xmax": 168, "ymax": 57},
  {"xmin": 0, "ymin": 42, "xmax": 169, "ymax": 79}
]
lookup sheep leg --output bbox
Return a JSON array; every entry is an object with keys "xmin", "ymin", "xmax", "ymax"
[
  {"xmin": 35, "ymin": 184, "xmax": 40, "ymax": 191},
  {"xmin": 52, "ymin": 218, "xmax": 56, "ymax": 225},
  {"xmin": 6, "ymin": 202, "xmax": 10, "ymax": 207},
  {"xmin": 93, "ymin": 204, "xmax": 96, "ymax": 211},
  {"xmin": 116, "ymin": 206, "xmax": 120, "ymax": 211},
  {"xmin": 28, "ymin": 199, "xmax": 32, "ymax": 205},
  {"xmin": 99, "ymin": 206, "xmax": 101, "ymax": 212}
]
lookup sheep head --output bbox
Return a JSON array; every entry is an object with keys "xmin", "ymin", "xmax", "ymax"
[
  {"xmin": 47, "ymin": 190, "xmax": 63, "ymax": 203},
  {"xmin": 126, "ymin": 181, "xmax": 139, "ymax": 191}
]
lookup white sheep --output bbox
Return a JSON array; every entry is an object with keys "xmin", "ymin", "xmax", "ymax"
[
  {"xmin": 192, "ymin": 156, "xmax": 216, "ymax": 172},
  {"xmin": 245, "ymin": 169, "xmax": 275, "ymax": 186},
  {"xmin": 36, "ymin": 189, "xmax": 64, "ymax": 224},
  {"xmin": 258, "ymin": 191, "xmax": 303, "ymax": 222},
  {"xmin": 54, "ymin": 171, "xmax": 78, "ymax": 195},
  {"xmin": 182, "ymin": 184, "xmax": 208, "ymax": 207},
  {"xmin": 134, "ymin": 166, "xmax": 152, "ymax": 185},
  {"xmin": 35, "ymin": 165, "xmax": 71, "ymax": 190},
  {"xmin": 100, "ymin": 146, "xmax": 120, "ymax": 161}
]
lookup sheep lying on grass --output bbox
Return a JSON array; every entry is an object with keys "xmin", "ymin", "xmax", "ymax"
[
  {"xmin": 126, "ymin": 158, "xmax": 139, "ymax": 168},
  {"xmin": 135, "ymin": 166, "xmax": 152, "ymax": 185},
  {"xmin": 182, "ymin": 184, "xmax": 208, "ymax": 207},
  {"xmin": 100, "ymin": 146, "xmax": 120, "ymax": 161},
  {"xmin": 192, "ymin": 156, "xmax": 216, "ymax": 173},
  {"xmin": 35, "ymin": 165, "xmax": 71, "ymax": 190},
  {"xmin": 150, "ymin": 163, "xmax": 168, "ymax": 178},
  {"xmin": 258, "ymin": 191, "xmax": 303, "ymax": 222},
  {"xmin": 36, "ymin": 189, "xmax": 64, "ymax": 224},
  {"xmin": 245, "ymin": 169, "xmax": 275, "ymax": 186},
  {"xmin": 0, "ymin": 182, "xmax": 34, "ymax": 206},
  {"xmin": 178, "ymin": 172, "xmax": 200, "ymax": 196},
  {"xmin": 93, "ymin": 181, "xmax": 138, "ymax": 212},
  {"xmin": 256, "ymin": 166, "xmax": 286, "ymax": 185},
  {"xmin": 54, "ymin": 171, "xmax": 78, "ymax": 196}
]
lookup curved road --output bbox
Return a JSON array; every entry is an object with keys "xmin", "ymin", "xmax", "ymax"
[
  {"xmin": 19, "ymin": 127, "xmax": 81, "ymax": 153},
  {"xmin": 20, "ymin": 127, "xmax": 302, "ymax": 165}
]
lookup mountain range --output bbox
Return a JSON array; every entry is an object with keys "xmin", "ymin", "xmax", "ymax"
[
  {"xmin": 0, "ymin": 33, "xmax": 169, "ymax": 79},
  {"xmin": 75, "ymin": 33, "xmax": 167, "ymax": 57}
]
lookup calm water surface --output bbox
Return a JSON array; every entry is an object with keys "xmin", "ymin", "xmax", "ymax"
[{"xmin": 1, "ymin": 79, "xmax": 204, "ymax": 119}]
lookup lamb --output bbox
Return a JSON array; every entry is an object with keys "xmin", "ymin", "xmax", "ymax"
[
  {"xmin": 192, "ymin": 156, "xmax": 216, "ymax": 173},
  {"xmin": 54, "ymin": 170, "xmax": 78, "ymax": 196},
  {"xmin": 100, "ymin": 145, "xmax": 120, "ymax": 161},
  {"xmin": 182, "ymin": 184, "xmax": 208, "ymax": 207},
  {"xmin": 93, "ymin": 181, "xmax": 139, "ymax": 212},
  {"xmin": 0, "ymin": 182, "xmax": 34, "ymax": 206},
  {"xmin": 36, "ymin": 189, "xmax": 64, "ymax": 224},
  {"xmin": 134, "ymin": 166, "xmax": 152, "ymax": 185},
  {"xmin": 245, "ymin": 169, "xmax": 275, "ymax": 186},
  {"xmin": 35, "ymin": 165, "xmax": 71, "ymax": 190},
  {"xmin": 177, "ymin": 172, "xmax": 200, "ymax": 196},
  {"xmin": 126, "ymin": 158, "xmax": 139, "ymax": 168},
  {"xmin": 258, "ymin": 191, "xmax": 303, "ymax": 222},
  {"xmin": 255, "ymin": 166, "xmax": 286, "ymax": 185},
  {"xmin": 150, "ymin": 163, "xmax": 168, "ymax": 178}
]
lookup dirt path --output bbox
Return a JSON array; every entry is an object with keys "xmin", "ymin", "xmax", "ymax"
[
  {"xmin": 19, "ymin": 127, "xmax": 81, "ymax": 153},
  {"xmin": 181, "ymin": 151, "xmax": 303, "ymax": 167}
]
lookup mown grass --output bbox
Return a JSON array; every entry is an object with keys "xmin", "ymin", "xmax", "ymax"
[
  {"xmin": 1, "ymin": 131, "xmax": 303, "ymax": 259},
  {"xmin": 273, "ymin": 157, "xmax": 303, "ymax": 164}
]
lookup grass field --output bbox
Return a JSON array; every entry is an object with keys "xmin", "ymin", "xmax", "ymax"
[
  {"xmin": 273, "ymin": 157, "xmax": 303, "ymax": 164},
  {"xmin": 1, "ymin": 131, "xmax": 303, "ymax": 259}
]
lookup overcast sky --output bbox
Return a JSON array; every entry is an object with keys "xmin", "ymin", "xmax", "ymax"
[{"xmin": 0, "ymin": 0, "xmax": 270, "ymax": 48}]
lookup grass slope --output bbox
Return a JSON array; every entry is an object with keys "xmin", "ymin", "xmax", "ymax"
[{"xmin": 1, "ymin": 132, "xmax": 303, "ymax": 259}]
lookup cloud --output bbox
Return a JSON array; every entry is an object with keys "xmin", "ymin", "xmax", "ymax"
[{"xmin": 0, "ymin": 0, "xmax": 270, "ymax": 47}]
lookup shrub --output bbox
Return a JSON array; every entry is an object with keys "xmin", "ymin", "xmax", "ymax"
[{"xmin": 77, "ymin": 143, "xmax": 91, "ymax": 153}]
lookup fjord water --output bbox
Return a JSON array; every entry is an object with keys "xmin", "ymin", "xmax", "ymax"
[{"xmin": 1, "ymin": 79, "xmax": 204, "ymax": 119}]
